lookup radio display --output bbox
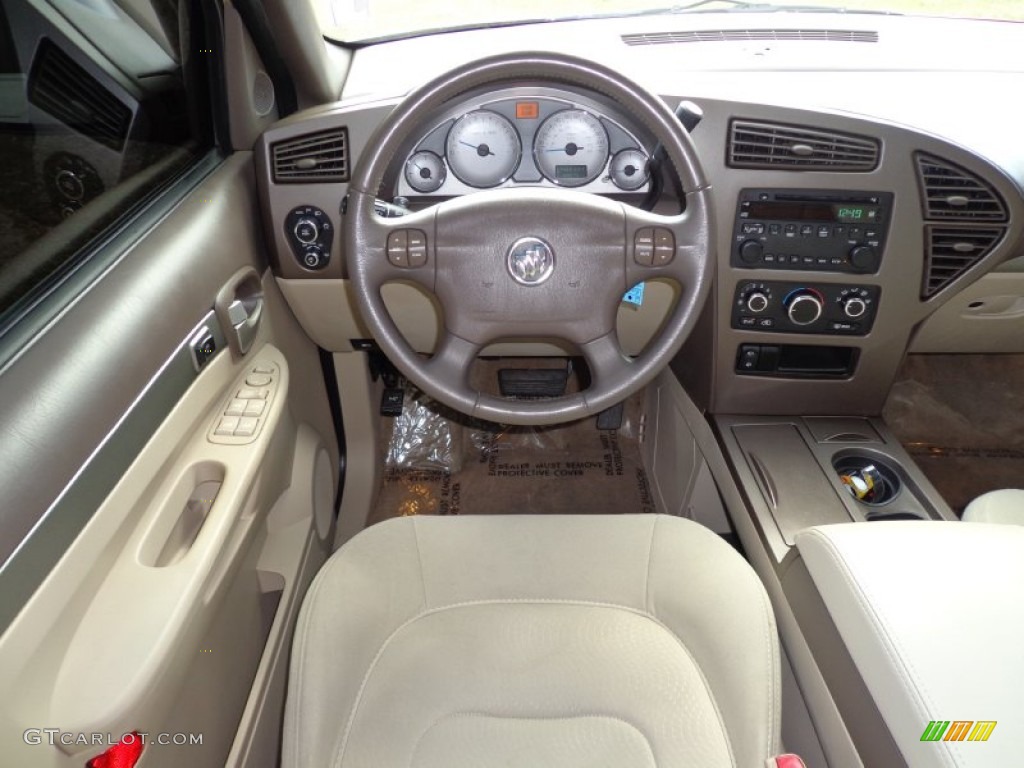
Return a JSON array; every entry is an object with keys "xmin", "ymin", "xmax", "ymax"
[{"xmin": 748, "ymin": 201, "xmax": 880, "ymax": 223}]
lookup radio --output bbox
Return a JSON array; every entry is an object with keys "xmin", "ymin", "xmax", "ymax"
[{"xmin": 732, "ymin": 189, "xmax": 893, "ymax": 274}]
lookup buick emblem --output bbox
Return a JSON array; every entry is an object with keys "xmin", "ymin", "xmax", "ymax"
[{"xmin": 507, "ymin": 237, "xmax": 554, "ymax": 286}]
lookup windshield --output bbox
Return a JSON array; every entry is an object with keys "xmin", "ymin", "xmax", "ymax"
[{"xmin": 322, "ymin": 0, "xmax": 1024, "ymax": 43}]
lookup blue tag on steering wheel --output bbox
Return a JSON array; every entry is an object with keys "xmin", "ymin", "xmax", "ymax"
[{"xmin": 622, "ymin": 282, "xmax": 645, "ymax": 307}]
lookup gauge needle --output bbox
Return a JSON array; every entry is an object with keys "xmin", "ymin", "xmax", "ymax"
[
  {"xmin": 542, "ymin": 144, "xmax": 584, "ymax": 153},
  {"xmin": 459, "ymin": 140, "xmax": 495, "ymax": 156}
]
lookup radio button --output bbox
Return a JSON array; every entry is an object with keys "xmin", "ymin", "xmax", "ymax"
[
  {"xmin": 817, "ymin": 225, "xmax": 831, "ymax": 238},
  {"xmin": 800, "ymin": 225, "xmax": 814, "ymax": 237},
  {"xmin": 768, "ymin": 223, "xmax": 781, "ymax": 235},
  {"xmin": 742, "ymin": 222, "xmax": 765, "ymax": 235},
  {"xmin": 784, "ymin": 224, "xmax": 797, "ymax": 237}
]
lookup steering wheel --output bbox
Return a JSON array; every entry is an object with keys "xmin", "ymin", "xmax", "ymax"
[{"xmin": 346, "ymin": 52, "xmax": 713, "ymax": 425}]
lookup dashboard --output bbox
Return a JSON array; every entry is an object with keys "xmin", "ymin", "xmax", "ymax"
[{"xmin": 253, "ymin": 12, "xmax": 1024, "ymax": 419}]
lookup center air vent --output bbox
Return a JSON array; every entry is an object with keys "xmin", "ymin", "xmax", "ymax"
[
  {"xmin": 28, "ymin": 38, "xmax": 133, "ymax": 152},
  {"xmin": 728, "ymin": 120, "xmax": 880, "ymax": 172},
  {"xmin": 915, "ymin": 153, "xmax": 1008, "ymax": 222},
  {"xmin": 271, "ymin": 128, "xmax": 349, "ymax": 184},
  {"xmin": 922, "ymin": 226, "xmax": 1004, "ymax": 298},
  {"xmin": 622, "ymin": 29, "xmax": 878, "ymax": 45}
]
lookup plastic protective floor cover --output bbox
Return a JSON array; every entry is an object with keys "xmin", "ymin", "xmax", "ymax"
[
  {"xmin": 370, "ymin": 386, "xmax": 655, "ymax": 524},
  {"xmin": 883, "ymin": 353, "xmax": 1024, "ymax": 514}
]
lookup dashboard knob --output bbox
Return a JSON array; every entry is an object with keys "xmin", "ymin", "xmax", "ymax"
[
  {"xmin": 294, "ymin": 218, "xmax": 319, "ymax": 245},
  {"xmin": 843, "ymin": 296, "xmax": 868, "ymax": 319},
  {"xmin": 739, "ymin": 239, "xmax": 764, "ymax": 264},
  {"xmin": 300, "ymin": 245, "xmax": 327, "ymax": 270},
  {"xmin": 745, "ymin": 291, "xmax": 770, "ymax": 313},
  {"xmin": 849, "ymin": 244, "xmax": 877, "ymax": 272},
  {"xmin": 786, "ymin": 290, "xmax": 824, "ymax": 326}
]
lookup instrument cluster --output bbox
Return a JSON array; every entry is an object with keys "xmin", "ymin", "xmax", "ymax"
[{"xmin": 395, "ymin": 88, "xmax": 653, "ymax": 198}]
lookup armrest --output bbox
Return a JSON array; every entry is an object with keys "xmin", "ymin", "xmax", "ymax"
[{"xmin": 795, "ymin": 522, "xmax": 1023, "ymax": 768}]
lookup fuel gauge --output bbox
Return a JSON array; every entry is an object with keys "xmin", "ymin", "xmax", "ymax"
[
  {"xmin": 609, "ymin": 148, "xmax": 650, "ymax": 191},
  {"xmin": 404, "ymin": 150, "xmax": 446, "ymax": 194}
]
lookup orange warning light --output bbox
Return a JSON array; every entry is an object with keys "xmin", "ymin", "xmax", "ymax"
[{"xmin": 516, "ymin": 102, "xmax": 539, "ymax": 119}]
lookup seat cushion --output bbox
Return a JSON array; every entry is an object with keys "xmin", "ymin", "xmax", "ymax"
[
  {"xmin": 284, "ymin": 514, "xmax": 779, "ymax": 768},
  {"xmin": 963, "ymin": 489, "xmax": 1024, "ymax": 524}
]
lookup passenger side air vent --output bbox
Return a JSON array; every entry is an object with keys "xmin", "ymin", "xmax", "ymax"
[
  {"xmin": 922, "ymin": 226, "xmax": 1004, "ymax": 298},
  {"xmin": 27, "ymin": 38, "xmax": 132, "ymax": 152},
  {"xmin": 271, "ymin": 128, "xmax": 349, "ymax": 184},
  {"xmin": 915, "ymin": 153, "xmax": 1008, "ymax": 222},
  {"xmin": 728, "ymin": 120, "xmax": 880, "ymax": 171},
  {"xmin": 622, "ymin": 29, "xmax": 878, "ymax": 45}
]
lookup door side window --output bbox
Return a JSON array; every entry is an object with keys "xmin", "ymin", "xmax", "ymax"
[{"xmin": 0, "ymin": 0, "xmax": 216, "ymax": 324}]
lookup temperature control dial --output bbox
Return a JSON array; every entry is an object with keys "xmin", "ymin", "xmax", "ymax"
[{"xmin": 785, "ymin": 289, "xmax": 825, "ymax": 326}]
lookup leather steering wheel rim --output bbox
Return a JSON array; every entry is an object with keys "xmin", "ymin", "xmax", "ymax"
[{"xmin": 346, "ymin": 51, "xmax": 714, "ymax": 425}]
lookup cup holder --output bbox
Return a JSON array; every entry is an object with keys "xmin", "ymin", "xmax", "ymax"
[{"xmin": 833, "ymin": 453, "xmax": 901, "ymax": 506}]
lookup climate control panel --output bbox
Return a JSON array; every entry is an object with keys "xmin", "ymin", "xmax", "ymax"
[
  {"xmin": 732, "ymin": 280, "xmax": 880, "ymax": 336},
  {"xmin": 285, "ymin": 205, "xmax": 334, "ymax": 270}
]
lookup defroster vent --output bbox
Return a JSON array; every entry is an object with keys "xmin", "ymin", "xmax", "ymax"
[
  {"xmin": 728, "ymin": 120, "xmax": 879, "ymax": 171},
  {"xmin": 623, "ymin": 29, "xmax": 878, "ymax": 45},
  {"xmin": 272, "ymin": 128, "xmax": 349, "ymax": 183}
]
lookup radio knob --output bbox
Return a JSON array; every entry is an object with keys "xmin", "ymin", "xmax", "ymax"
[
  {"xmin": 294, "ymin": 217, "xmax": 319, "ymax": 245},
  {"xmin": 739, "ymin": 239, "xmax": 764, "ymax": 265},
  {"xmin": 786, "ymin": 290, "xmax": 824, "ymax": 326},
  {"xmin": 843, "ymin": 296, "xmax": 868, "ymax": 319},
  {"xmin": 849, "ymin": 244, "xmax": 878, "ymax": 272},
  {"xmin": 745, "ymin": 291, "xmax": 770, "ymax": 314}
]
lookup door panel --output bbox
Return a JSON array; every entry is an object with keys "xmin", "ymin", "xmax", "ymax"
[{"xmin": 0, "ymin": 154, "xmax": 339, "ymax": 765}]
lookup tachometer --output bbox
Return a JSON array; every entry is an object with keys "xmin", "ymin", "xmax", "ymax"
[
  {"xmin": 404, "ymin": 150, "xmax": 446, "ymax": 193},
  {"xmin": 533, "ymin": 109, "xmax": 609, "ymax": 187},
  {"xmin": 445, "ymin": 110, "xmax": 521, "ymax": 188}
]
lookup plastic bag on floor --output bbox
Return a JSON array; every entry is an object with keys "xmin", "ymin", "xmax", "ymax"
[{"xmin": 385, "ymin": 388, "xmax": 462, "ymax": 473}]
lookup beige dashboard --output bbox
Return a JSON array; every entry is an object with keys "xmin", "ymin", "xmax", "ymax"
[{"xmin": 254, "ymin": 43, "xmax": 1024, "ymax": 417}]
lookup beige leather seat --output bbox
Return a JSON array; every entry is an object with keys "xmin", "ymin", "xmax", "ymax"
[{"xmin": 283, "ymin": 514, "xmax": 780, "ymax": 767}]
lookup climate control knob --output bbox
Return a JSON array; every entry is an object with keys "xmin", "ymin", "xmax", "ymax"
[
  {"xmin": 843, "ymin": 296, "xmax": 868, "ymax": 319},
  {"xmin": 745, "ymin": 291, "xmax": 770, "ymax": 313},
  {"xmin": 785, "ymin": 289, "xmax": 824, "ymax": 326}
]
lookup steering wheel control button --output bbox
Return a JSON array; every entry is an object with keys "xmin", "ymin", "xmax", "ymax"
[
  {"xmin": 507, "ymin": 237, "xmax": 555, "ymax": 285},
  {"xmin": 407, "ymin": 230, "xmax": 428, "ymax": 267},
  {"xmin": 653, "ymin": 228, "xmax": 675, "ymax": 265},
  {"xmin": 286, "ymin": 205, "xmax": 334, "ymax": 270},
  {"xmin": 387, "ymin": 230, "xmax": 409, "ymax": 267},
  {"xmin": 634, "ymin": 228, "xmax": 655, "ymax": 265}
]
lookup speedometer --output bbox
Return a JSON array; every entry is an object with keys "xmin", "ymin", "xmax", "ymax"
[
  {"xmin": 533, "ymin": 109, "xmax": 609, "ymax": 187},
  {"xmin": 445, "ymin": 110, "xmax": 521, "ymax": 188}
]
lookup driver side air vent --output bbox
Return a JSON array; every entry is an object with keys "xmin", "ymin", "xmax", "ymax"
[
  {"xmin": 915, "ymin": 153, "xmax": 1008, "ymax": 221},
  {"xmin": 728, "ymin": 120, "xmax": 880, "ymax": 171},
  {"xmin": 271, "ymin": 128, "xmax": 349, "ymax": 183},
  {"xmin": 922, "ymin": 226, "xmax": 1004, "ymax": 298}
]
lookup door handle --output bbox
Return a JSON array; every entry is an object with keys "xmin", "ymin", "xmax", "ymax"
[{"xmin": 215, "ymin": 267, "xmax": 264, "ymax": 356}]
